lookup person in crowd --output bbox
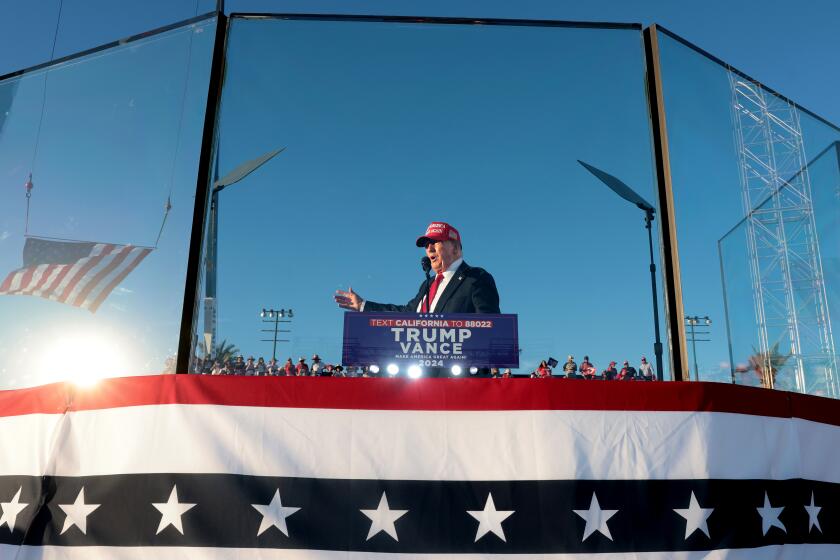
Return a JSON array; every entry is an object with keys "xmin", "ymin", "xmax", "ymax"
[
  {"xmin": 233, "ymin": 356, "xmax": 246, "ymax": 375},
  {"xmin": 333, "ymin": 365, "xmax": 345, "ymax": 377},
  {"xmin": 536, "ymin": 360, "xmax": 552, "ymax": 378},
  {"xmin": 311, "ymin": 354, "xmax": 324, "ymax": 376},
  {"xmin": 245, "ymin": 357, "xmax": 256, "ymax": 376},
  {"xmin": 638, "ymin": 356, "xmax": 655, "ymax": 381},
  {"xmin": 222, "ymin": 360, "xmax": 233, "ymax": 375},
  {"xmin": 579, "ymin": 355, "xmax": 596, "ymax": 379},
  {"xmin": 490, "ymin": 368, "xmax": 500, "ymax": 378},
  {"xmin": 256, "ymin": 357, "xmax": 267, "ymax": 376},
  {"xmin": 602, "ymin": 361, "xmax": 618, "ymax": 380},
  {"xmin": 267, "ymin": 358, "xmax": 278, "ymax": 375},
  {"xmin": 502, "ymin": 368, "xmax": 512, "ymax": 378},
  {"xmin": 201, "ymin": 358, "xmax": 213, "ymax": 374},
  {"xmin": 210, "ymin": 361, "xmax": 223, "ymax": 375},
  {"xmin": 619, "ymin": 360, "xmax": 637, "ymax": 380},
  {"xmin": 283, "ymin": 358, "xmax": 295, "ymax": 376},
  {"xmin": 563, "ymin": 355, "xmax": 577, "ymax": 378},
  {"xmin": 296, "ymin": 357, "xmax": 310, "ymax": 376}
]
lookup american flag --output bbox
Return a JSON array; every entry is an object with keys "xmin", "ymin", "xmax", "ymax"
[
  {"xmin": 0, "ymin": 237, "xmax": 151, "ymax": 312},
  {"xmin": 0, "ymin": 375, "xmax": 837, "ymax": 558}
]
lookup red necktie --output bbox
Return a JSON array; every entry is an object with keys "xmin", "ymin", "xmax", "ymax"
[{"xmin": 422, "ymin": 274, "xmax": 444, "ymax": 312}]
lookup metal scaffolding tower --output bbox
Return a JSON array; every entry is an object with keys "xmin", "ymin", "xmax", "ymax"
[{"xmin": 729, "ymin": 74, "xmax": 838, "ymax": 396}]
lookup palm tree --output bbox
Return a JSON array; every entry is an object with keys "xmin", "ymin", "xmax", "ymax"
[
  {"xmin": 736, "ymin": 342, "xmax": 791, "ymax": 388},
  {"xmin": 214, "ymin": 339, "xmax": 239, "ymax": 363}
]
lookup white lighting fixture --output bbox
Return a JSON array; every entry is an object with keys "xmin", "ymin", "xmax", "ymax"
[
  {"xmin": 369, "ymin": 365, "xmax": 380, "ymax": 374},
  {"xmin": 386, "ymin": 364, "xmax": 399, "ymax": 376},
  {"xmin": 469, "ymin": 367, "xmax": 479, "ymax": 375},
  {"xmin": 407, "ymin": 365, "xmax": 422, "ymax": 379},
  {"xmin": 451, "ymin": 365, "xmax": 462, "ymax": 376}
]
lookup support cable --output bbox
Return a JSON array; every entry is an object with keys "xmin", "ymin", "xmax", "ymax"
[
  {"xmin": 24, "ymin": 0, "xmax": 64, "ymax": 237},
  {"xmin": 154, "ymin": 0, "xmax": 200, "ymax": 248}
]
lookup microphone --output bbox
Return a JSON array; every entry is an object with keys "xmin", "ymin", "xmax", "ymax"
[
  {"xmin": 421, "ymin": 256, "xmax": 432, "ymax": 312},
  {"xmin": 421, "ymin": 256, "xmax": 432, "ymax": 275}
]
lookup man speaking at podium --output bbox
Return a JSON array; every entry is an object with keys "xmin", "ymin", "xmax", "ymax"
[{"xmin": 334, "ymin": 221, "xmax": 500, "ymax": 314}]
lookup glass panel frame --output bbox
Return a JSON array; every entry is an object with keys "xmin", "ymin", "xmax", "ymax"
[
  {"xmin": 0, "ymin": 12, "xmax": 220, "ymax": 389},
  {"xmin": 187, "ymin": 13, "xmax": 673, "ymax": 380},
  {"xmin": 653, "ymin": 24, "xmax": 840, "ymax": 396}
]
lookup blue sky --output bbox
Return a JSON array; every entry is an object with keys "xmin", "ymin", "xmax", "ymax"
[
  {"xmin": 0, "ymin": 1, "xmax": 838, "ymax": 388},
  {"xmin": 3, "ymin": 0, "xmax": 839, "ymax": 125}
]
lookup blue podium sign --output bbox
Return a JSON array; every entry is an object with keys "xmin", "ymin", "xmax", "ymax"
[{"xmin": 342, "ymin": 312, "xmax": 519, "ymax": 368}]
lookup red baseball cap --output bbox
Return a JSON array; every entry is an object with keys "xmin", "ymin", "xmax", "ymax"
[{"xmin": 416, "ymin": 222, "xmax": 461, "ymax": 247}]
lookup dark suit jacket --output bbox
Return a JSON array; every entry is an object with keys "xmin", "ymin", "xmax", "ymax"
[{"xmin": 364, "ymin": 261, "xmax": 500, "ymax": 314}]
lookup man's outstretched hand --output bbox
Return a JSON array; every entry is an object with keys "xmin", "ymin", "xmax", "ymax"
[{"xmin": 334, "ymin": 286, "xmax": 364, "ymax": 311}]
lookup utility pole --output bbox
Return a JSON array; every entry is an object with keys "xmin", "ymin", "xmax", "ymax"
[
  {"xmin": 260, "ymin": 308, "xmax": 293, "ymax": 361},
  {"xmin": 684, "ymin": 315, "xmax": 711, "ymax": 381}
]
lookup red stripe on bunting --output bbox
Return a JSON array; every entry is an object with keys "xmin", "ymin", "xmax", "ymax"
[{"xmin": 0, "ymin": 374, "xmax": 837, "ymax": 426}]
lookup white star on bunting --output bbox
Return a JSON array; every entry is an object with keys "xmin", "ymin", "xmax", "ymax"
[
  {"xmin": 574, "ymin": 492, "xmax": 618, "ymax": 541},
  {"xmin": 360, "ymin": 492, "xmax": 408, "ymax": 541},
  {"xmin": 0, "ymin": 487, "xmax": 29, "ymax": 532},
  {"xmin": 467, "ymin": 492, "xmax": 514, "ymax": 542},
  {"xmin": 152, "ymin": 485, "xmax": 196, "ymax": 535},
  {"xmin": 804, "ymin": 492, "xmax": 822, "ymax": 533},
  {"xmin": 58, "ymin": 488, "xmax": 100, "ymax": 535},
  {"xmin": 756, "ymin": 492, "xmax": 786, "ymax": 536},
  {"xmin": 673, "ymin": 491, "xmax": 714, "ymax": 539},
  {"xmin": 252, "ymin": 489, "xmax": 301, "ymax": 537}
]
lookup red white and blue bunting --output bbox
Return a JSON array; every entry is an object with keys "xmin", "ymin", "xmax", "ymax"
[{"xmin": 0, "ymin": 375, "xmax": 838, "ymax": 558}]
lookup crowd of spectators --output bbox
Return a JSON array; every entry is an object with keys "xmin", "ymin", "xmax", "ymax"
[
  {"xmin": 191, "ymin": 353, "xmax": 657, "ymax": 380},
  {"xmin": 192, "ymin": 354, "xmax": 380, "ymax": 377},
  {"xmin": 530, "ymin": 355, "xmax": 656, "ymax": 381}
]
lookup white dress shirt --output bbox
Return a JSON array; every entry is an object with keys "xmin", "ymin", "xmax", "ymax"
[
  {"xmin": 416, "ymin": 257, "xmax": 463, "ymax": 312},
  {"xmin": 359, "ymin": 257, "xmax": 464, "ymax": 313}
]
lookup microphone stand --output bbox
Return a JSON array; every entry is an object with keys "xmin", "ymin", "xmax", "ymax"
[{"xmin": 421, "ymin": 257, "xmax": 432, "ymax": 312}]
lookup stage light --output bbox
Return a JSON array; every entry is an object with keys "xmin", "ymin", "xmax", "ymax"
[
  {"xmin": 451, "ymin": 365, "xmax": 462, "ymax": 376},
  {"xmin": 704, "ymin": 316, "xmax": 712, "ymax": 325},
  {"xmin": 407, "ymin": 365, "xmax": 422, "ymax": 379},
  {"xmin": 260, "ymin": 309, "xmax": 266, "ymax": 318},
  {"xmin": 469, "ymin": 367, "xmax": 479, "ymax": 375},
  {"xmin": 386, "ymin": 364, "xmax": 399, "ymax": 376},
  {"xmin": 369, "ymin": 365, "xmax": 380, "ymax": 374},
  {"xmin": 288, "ymin": 309, "xmax": 294, "ymax": 318}
]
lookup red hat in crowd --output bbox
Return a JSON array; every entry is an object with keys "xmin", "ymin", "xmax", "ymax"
[{"xmin": 416, "ymin": 222, "xmax": 461, "ymax": 247}]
